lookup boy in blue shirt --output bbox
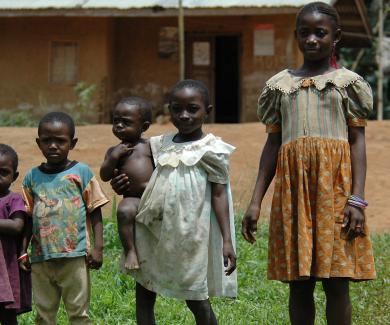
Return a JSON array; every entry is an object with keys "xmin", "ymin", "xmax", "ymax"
[{"xmin": 20, "ymin": 112, "xmax": 108, "ymax": 324}]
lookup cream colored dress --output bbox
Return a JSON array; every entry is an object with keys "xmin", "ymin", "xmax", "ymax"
[{"xmin": 131, "ymin": 133, "xmax": 237, "ymax": 300}]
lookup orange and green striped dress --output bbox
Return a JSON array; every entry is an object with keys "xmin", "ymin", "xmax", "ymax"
[{"xmin": 258, "ymin": 68, "xmax": 376, "ymax": 282}]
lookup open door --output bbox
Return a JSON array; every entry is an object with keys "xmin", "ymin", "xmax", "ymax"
[{"xmin": 186, "ymin": 33, "xmax": 240, "ymax": 123}]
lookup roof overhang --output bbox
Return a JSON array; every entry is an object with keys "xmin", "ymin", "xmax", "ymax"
[{"xmin": 0, "ymin": 0, "xmax": 371, "ymax": 47}]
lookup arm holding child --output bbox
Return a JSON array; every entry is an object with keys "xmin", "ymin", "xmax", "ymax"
[
  {"xmin": 242, "ymin": 132, "xmax": 281, "ymax": 244},
  {"xmin": 211, "ymin": 183, "xmax": 236, "ymax": 275}
]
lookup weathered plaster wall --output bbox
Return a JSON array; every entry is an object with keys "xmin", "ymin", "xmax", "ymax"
[
  {"xmin": 0, "ymin": 17, "xmax": 113, "ymax": 122},
  {"xmin": 0, "ymin": 14, "xmax": 300, "ymax": 123},
  {"xmin": 113, "ymin": 14, "xmax": 300, "ymax": 122}
]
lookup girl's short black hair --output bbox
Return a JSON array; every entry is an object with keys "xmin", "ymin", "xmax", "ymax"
[
  {"xmin": 116, "ymin": 96, "xmax": 153, "ymax": 123},
  {"xmin": 169, "ymin": 79, "xmax": 210, "ymax": 107},
  {"xmin": 296, "ymin": 2, "xmax": 340, "ymax": 31},
  {"xmin": 38, "ymin": 112, "xmax": 75, "ymax": 138},
  {"xmin": 0, "ymin": 143, "xmax": 18, "ymax": 173}
]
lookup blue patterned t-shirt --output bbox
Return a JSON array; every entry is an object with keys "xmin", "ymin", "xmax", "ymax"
[{"xmin": 22, "ymin": 162, "xmax": 109, "ymax": 263}]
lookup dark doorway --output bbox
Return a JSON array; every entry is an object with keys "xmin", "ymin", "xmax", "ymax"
[{"xmin": 215, "ymin": 36, "xmax": 240, "ymax": 123}]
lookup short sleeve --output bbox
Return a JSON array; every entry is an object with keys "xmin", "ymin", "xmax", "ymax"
[
  {"xmin": 345, "ymin": 79, "xmax": 373, "ymax": 127},
  {"xmin": 82, "ymin": 176, "xmax": 109, "ymax": 213},
  {"xmin": 257, "ymin": 86, "xmax": 282, "ymax": 133},
  {"xmin": 8, "ymin": 194, "xmax": 26, "ymax": 217},
  {"xmin": 199, "ymin": 151, "xmax": 231, "ymax": 185}
]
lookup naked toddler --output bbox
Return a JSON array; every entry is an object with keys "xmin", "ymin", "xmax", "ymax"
[{"xmin": 100, "ymin": 97, "xmax": 154, "ymax": 270}]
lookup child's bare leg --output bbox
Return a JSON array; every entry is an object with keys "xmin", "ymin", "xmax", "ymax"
[
  {"xmin": 322, "ymin": 278, "xmax": 351, "ymax": 325},
  {"xmin": 0, "ymin": 306, "xmax": 18, "ymax": 325},
  {"xmin": 136, "ymin": 283, "xmax": 156, "ymax": 325},
  {"xmin": 289, "ymin": 279, "xmax": 316, "ymax": 325},
  {"xmin": 117, "ymin": 197, "xmax": 140, "ymax": 270},
  {"xmin": 186, "ymin": 299, "xmax": 217, "ymax": 325}
]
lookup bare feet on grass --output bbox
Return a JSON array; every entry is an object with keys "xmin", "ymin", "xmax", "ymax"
[{"xmin": 124, "ymin": 249, "xmax": 140, "ymax": 270}]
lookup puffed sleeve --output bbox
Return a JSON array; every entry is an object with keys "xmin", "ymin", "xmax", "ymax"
[
  {"xmin": 198, "ymin": 139, "xmax": 235, "ymax": 184},
  {"xmin": 345, "ymin": 79, "xmax": 373, "ymax": 127},
  {"xmin": 257, "ymin": 86, "xmax": 282, "ymax": 133}
]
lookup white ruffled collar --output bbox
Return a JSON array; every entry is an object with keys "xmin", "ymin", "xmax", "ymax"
[
  {"xmin": 154, "ymin": 133, "xmax": 234, "ymax": 167},
  {"xmin": 266, "ymin": 67, "xmax": 363, "ymax": 94}
]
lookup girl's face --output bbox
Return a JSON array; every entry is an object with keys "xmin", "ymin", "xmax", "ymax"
[
  {"xmin": 295, "ymin": 12, "xmax": 340, "ymax": 62},
  {"xmin": 0, "ymin": 154, "xmax": 17, "ymax": 196},
  {"xmin": 169, "ymin": 87, "xmax": 212, "ymax": 139}
]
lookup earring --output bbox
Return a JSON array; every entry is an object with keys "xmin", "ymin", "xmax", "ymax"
[{"xmin": 330, "ymin": 43, "xmax": 339, "ymax": 69}]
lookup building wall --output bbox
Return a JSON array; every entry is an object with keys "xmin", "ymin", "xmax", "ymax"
[
  {"xmin": 0, "ymin": 17, "xmax": 113, "ymax": 122},
  {"xmin": 113, "ymin": 14, "xmax": 300, "ymax": 122},
  {"xmin": 0, "ymin": 14, "xmax": 300, "ymax": 123}
]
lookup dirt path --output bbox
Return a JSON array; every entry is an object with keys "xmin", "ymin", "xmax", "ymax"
[{"xmin": 1, "ymin": 121, "xmax": 389, "ymax": 232}]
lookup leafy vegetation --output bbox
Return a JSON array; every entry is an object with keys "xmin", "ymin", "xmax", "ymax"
[
  {"xmin": 340, "ymin": 0, "xmax": 390, "ymax": 119},
  {"xmin": 19, "ymin": 215, "xmax": 390, "ymax": 324},
  {"xmin": 0, "ymin": 81, "xmax": 96, "ymax": 127}
]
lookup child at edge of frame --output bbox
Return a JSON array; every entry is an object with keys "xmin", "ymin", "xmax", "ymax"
[
  {"xmin": 110, "ymin": 79, "xmax": 237, "ymax": 325},
  {"xmin": 0, "ymin": 144, "xmax": 32, "ymax": 325},
  {"xmin": 100, "ymin": 96, "xmax": 154, "ymax": 271},
  {"xmin": 19, "ymin": 112, "xmax": 109, "ymax": 324},
  {"xmin": 242, "ymin": 2, "xmax": 376, "ymax": 325}
]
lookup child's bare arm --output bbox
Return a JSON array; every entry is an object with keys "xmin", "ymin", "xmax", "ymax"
[
  {"xmin": 211, "ymin": 183, "xmax": 236, "ymax": 276},
  {"xmin": 87, "ymin": 207, "xmax": 103, "ymax": 269},
  {"xmin": 0, "ymin": 211, "xmax": 24, "ymax": 235},
  {"xmin": 242, "ymin": 132, "xmax": 281, "ymax": 243},
  {"xmin": 100, "ymin": 144, "xmax": 132, "ymax": 182},
  {"xmin": 344, "ymin": 126, "xmax": 366, "ymax": 239},
  {"xmin": 19, "ymin": 216, "xmax": 32, "ymax": 271}
]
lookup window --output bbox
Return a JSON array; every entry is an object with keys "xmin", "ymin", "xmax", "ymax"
[{"xmin": 50, "ymin": 41, "xmax": 79, "ymax": 84}]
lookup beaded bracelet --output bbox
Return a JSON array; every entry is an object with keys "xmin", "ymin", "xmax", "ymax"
[
  {"xmin": 17, "ymin": 253, "xmax": 28, "ymax": 262},
  {"xmin": 347, "ymin": 195, "xmax": 368, "ymax": 209}
]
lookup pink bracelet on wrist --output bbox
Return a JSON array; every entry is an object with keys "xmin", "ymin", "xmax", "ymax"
[{"xmin": 17, "ymin": 253, "xmax": 28, "ymax": 261}]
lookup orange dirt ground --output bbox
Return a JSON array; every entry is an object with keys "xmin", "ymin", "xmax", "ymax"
[{"xmin": 1, "ymin": 121, "xmax": 389, "ymax": 233}]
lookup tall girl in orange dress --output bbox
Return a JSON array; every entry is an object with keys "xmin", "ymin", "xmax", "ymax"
[{"xmin": 242, "ymin": 2, "xmax": 375, "ymax": 325}]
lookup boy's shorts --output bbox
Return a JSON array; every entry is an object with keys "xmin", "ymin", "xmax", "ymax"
[{"xmin": 31, "ymin": 256, "xmax": 90, "ymax": 325}]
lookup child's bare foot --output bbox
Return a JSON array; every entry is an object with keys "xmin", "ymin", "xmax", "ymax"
[{"xmin": 124, "ymin": 250, "xmax": 140, "ymax": 270}]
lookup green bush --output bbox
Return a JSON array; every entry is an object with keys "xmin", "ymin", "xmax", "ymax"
[{"xmin": 0, "ymin": 109, "xmax": 37, "ymax": 127}]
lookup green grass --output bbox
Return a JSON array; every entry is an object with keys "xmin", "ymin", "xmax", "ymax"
[{"xmin": 19, "ymin": 218, "xmax": 390, "ymax": 324}]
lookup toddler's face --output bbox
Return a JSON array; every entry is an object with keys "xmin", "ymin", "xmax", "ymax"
[
  {"xmin": 36, "ymin": 121, "xmax": 75, "ymax": 166},
  {"xmin": 169, "ymin": 87, "xmax": 210, "ymax": 136},
  {"xmin": 112, "ymin": 104, "xmax": 146, "ymax": 143},
  {"xmin": 0, "ymin": 154, "xmax": 17, "ymax": 196}
]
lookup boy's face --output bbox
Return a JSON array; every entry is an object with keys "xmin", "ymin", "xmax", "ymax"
[
  {"xmin": 112, "ymin": 104, "xmax": 149, "ymax": 143},
  {"xmin": 36, "ymin": 121, "xmax": 77, "ymax": 166},
  {"xmin": 169, "ymin": 87, "xmax": 211, "ymax": 136},
  {"xmin": 0, "ymin": 154, "xmax": 17, "ymax": 196}
]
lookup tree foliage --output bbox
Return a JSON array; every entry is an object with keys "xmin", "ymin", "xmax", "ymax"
[{"xmin": 339, "ymin": 0, "xmax": 390, "ymax": 119}]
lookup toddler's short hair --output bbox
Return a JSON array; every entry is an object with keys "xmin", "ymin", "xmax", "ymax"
[
  {"xmin": 169, "ymin": 79, "xmax": 210, "ymax": 107},
  {"xmin": 116, "ymin": 97, "xmax": 153, "ymax": 124},
  {"xmin": 0, "ymin": 143, "xmax": 18, "ymax": 173},
  {"xmin": 38, "ymin": 112, "xmax": 75, "ymax": 138}
]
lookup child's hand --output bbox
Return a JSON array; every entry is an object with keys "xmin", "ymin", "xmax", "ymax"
[
  {"xmin": 342, "ymin": 204, "xmax": 365, "ymax": 240},
  {"xmin": 110, "ymin": 169, "xmax": 131, "ymax": 195},
  {"xmin": 19, "ymin": 258, "xmax": 31, "ymax": 272},
  {"xmin": 111, "ymin": 143, "xmax": 133, "ymax": 160},
  {"xmin": 87, "ymin": 247, "xmax": 103, "ymax": 270},
  {"xmin": 241, "ymin": 206, "xmax": 260, "ymax": 244},
  {"xmin": 223, "ymin": 241, "xmax": 236, "ymax": 276}
]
